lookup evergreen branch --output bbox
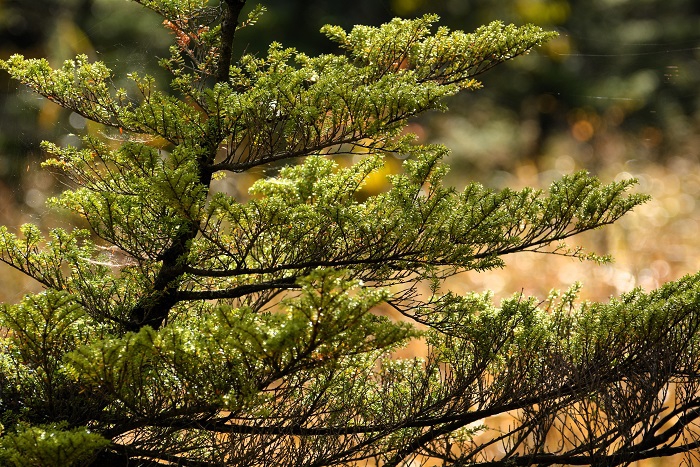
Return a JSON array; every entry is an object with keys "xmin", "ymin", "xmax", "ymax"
[
  {"xmin": 184, "ymin": 220, "xmax": 612, "ymax": 279},
  {"xmin": 209, "ymin": 134, "xmax": 385, "ymax": 173},
  {"xmin": 183, "ymin": 255, "xmax": 424, "ymax": 278},
  {"xmin": 125, "ymin": 364, "xmax": 700, "ymax": 467},
  {"xmin": 175, "ymin": 278, "xmax": 300, "ymax": 301},
  {"xmin": 0, "ymin": 55, "xmax": 135, "ymax": 131},
  {"xmin": 99, "ymin": 444, "xmax": 219, "ymax": 467},
  {"xmin": 140, "ymin": 393, "xmax": 550, "ymax": 436}
]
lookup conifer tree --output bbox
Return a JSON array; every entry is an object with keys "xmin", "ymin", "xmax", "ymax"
[{"xmin": 1, "ymin": 1, "xmax": 700, "ymax": 466}]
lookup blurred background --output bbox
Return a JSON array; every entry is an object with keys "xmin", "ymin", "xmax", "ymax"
[{"xmin": 1, "ymin": 1, "xmax": 700, "ymax": 463}]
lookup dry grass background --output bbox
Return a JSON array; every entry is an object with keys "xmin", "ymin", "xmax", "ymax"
[
  {"xmin": 431, "ymin": 116, "xmax": 700, "ymax": 466},
  {"xmin": 439, "ymin": 158, "xmax": 700, "ymax": 466}
]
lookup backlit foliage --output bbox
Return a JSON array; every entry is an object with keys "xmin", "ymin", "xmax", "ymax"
[{"xmin": 1, "ymin": 1, "xmax": 699, "ymax": 466}]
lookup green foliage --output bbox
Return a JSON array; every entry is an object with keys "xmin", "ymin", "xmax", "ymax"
[
  {"xmin": 0, "ymin": 422, "xmax": 109, "ymax": 467},
  {"xmin": 0, "ymin": 1, "xmax": 698, "ymax": 466}
]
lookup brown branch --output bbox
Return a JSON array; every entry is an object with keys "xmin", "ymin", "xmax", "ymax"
[
  {"xmin": 175, "ymin": 278, "xmax": 300, "ymax": 301},
  {"xmin": 96, "ymin": 444, "xmax": 219, "ymax": 467},
  {"xmin": 210, "ymin": 134, "xmax": 381, "ymax": 173},
  {"xmin": 463, "ymin": 440, "xmax": 700, "ymax": 467},
  {"xmin": 183, "ymin": 221, "xmax": 618, "ymax": 280},
  {"xmin": 216, "ymin": 0, "xmax": 246, "ymax": 84}
]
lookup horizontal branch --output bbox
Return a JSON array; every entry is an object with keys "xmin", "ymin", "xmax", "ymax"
[
  {"xmin": 105, "ymin": 443, "xmax": 218, "ymax": 467},
  {"xmin": 133, "ymin": 378, "xmax": 590, "ymax": 437},
  {"xmin": 174, "ymin": 278, "xmax": 300, "ymax": 301},
  {"xmin": 471, "ymin": 439, "xmax": 700, "ymax": 467},
  {"xmin": 209, "ymin": 135, "xmax": 382, "ymax": 174},
  {"xmin": 637, "ymin": 403, "xmax": 700, "ymax": 452},
  {"xmin": 185, "ymin": 222, "xmax": 614, "ymax": 280},
  {"xmin": 183, "ymin": 255, "xmax": 420, "ymax": 278}
]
